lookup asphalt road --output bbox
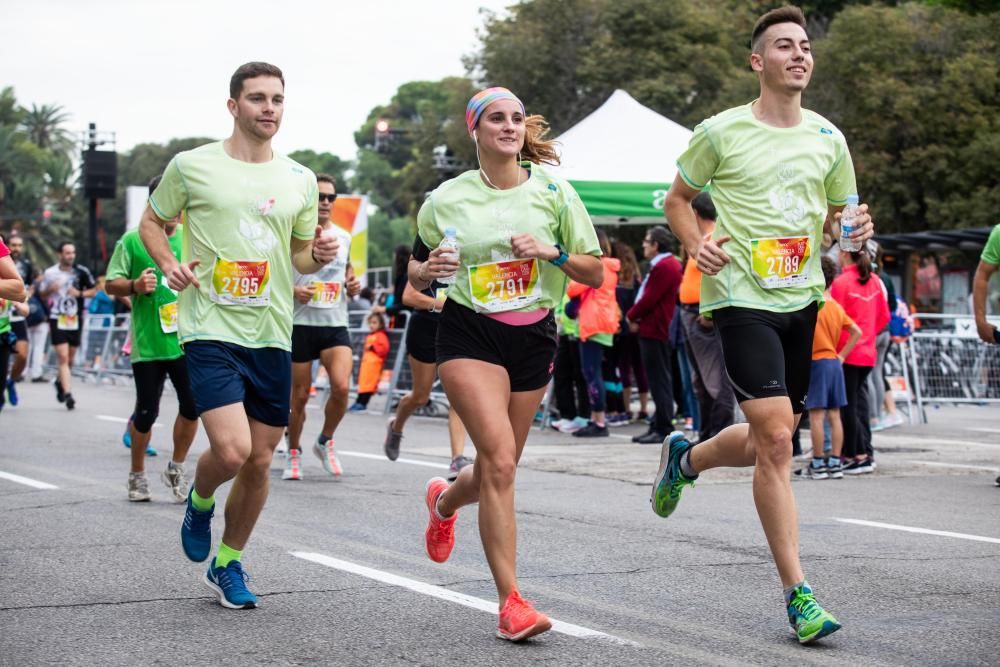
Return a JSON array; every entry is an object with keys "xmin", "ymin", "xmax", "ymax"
[{"xmin": 1, "ymin": 381, "xmax": 998, "ymax": 666}]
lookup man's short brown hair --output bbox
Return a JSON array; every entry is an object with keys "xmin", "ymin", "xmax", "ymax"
[
  {"xmin": 751, "ymin": 5, "xmax": 807, "ymax": 53},
  {"xmin": 229, "ymin": 62, "xmax": 284, "ymax": 100},
  {"xmin": 316, "ymin": 173, "xmax": 337, "ymax": 189}
]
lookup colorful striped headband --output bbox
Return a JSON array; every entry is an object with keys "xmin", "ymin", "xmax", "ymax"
[{"xmin": 465, "ymin": 87, "xmax": 525, "ymax": 134}]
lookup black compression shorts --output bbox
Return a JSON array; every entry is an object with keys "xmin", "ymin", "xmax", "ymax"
[{"xmin": 712, "ymin": 303, "xmax": 818, "ymax": 414}]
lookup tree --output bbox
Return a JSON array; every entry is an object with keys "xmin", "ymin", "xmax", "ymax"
[
  {"xmin": 809, "ymin": 3, "xmax": 1000, "ymax": 232},
  {"xmin": 287, "ymin": 150, "xmax": 351, "ymax": 191},
  {"xmin": 21, "ymin": 103, "xmax": 74, "ymax": 159},
  {"xmin": 352, "ymin": 77, "xmax": 477, "ymax": 219}
]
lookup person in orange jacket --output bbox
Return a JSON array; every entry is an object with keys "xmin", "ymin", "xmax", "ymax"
[
  {"xmin": 350, "ymin": 312, "xmax": 390, "ymax": 412},
  {"xmin": 565, "ymin": 230, "xmax": 620, "ymax": 437}
]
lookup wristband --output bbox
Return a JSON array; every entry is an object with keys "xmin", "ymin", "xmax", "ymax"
[{"xmin": 549, "ymin": 244, "xmax": 569, "ymax": 267}]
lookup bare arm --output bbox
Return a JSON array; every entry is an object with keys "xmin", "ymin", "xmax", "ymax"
[
  {"xmin": 0, "ymin": 256, "xmax": 27, "ymax": 302},
  {"xmin": 973, "ymin": 260, "xmax": 998, "ymax": 343},
  {"xmin": 665, "ymin": 175, "xmax": 730, "ymax": 274},
  {"xmin": 139, "ymin": 204, "xmax": 201, "ymax": 291},
  {"xmin": 105, "ymin": 278, "xmax": 132, "ymax": 298},
  {"xmin": 402, "ymin": 279, "xmax": 441, "ymax": 312}
]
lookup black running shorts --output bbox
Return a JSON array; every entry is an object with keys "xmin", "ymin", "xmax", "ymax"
[
  {"xmin": 712, "ymin": 303, "xmax": 818, "ymax": 414},
  {"xmin": 291, "ymin": 325, "xmax": 352, "ymax": 363},
  {"xmin": 436, "ymin": 300, "xmax": 557, "ymax": 392},
  {"xmin": 405, "ymin": 313, "xmax": 439, "ymax": 365}
]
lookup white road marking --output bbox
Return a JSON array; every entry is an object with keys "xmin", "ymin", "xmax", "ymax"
[
  {"xmin": 338, "ymin": 450, "xmax": 449, "ymax": 470},
  {"xmin": 907, "ymin": 460, "xmax": 1000, "ymax": 472},
  {"xmin": 836, "ymin": 518, "xmax": 1000, "ymax": 545},
  {"xmin": 0, "ymin": 470, "xmax": 59, "ymax": 490},
  {"xmin": 291, "ymin": 551, "xmax": 634, "ymax": 644},
  {"xmin": 96, "ymin": 415, "xmax": 161, "ymax": 428},
  {"xmin": 964, "ymin": 427, "xmax": 1000, "ymax": 435},
  {"xmin": 875, "ymin": 434, "xmax": 1000, "ymax": 449}
]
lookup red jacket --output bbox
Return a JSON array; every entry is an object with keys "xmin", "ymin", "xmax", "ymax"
[
  {"xmin": 626, "ymin": 253, "xmax": 682, "ymax": 341},
  {"xmin": 830, "ymin": 264, "xmax": 890, "ymax": 367},
  {"xmin": 566, "ymin": 257, "xmax": 620, "ymax": 342}
]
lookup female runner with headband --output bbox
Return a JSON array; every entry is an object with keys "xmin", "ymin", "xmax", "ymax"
[{"xmin": 409, "ymin": 87, "xmax": 603, "ymax": 641}]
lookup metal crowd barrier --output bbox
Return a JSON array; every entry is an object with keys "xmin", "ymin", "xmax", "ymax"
[
  {"xmin": 41, "ymin": 314, "xmax": 133, "ymax": 385},
  {"xmin": 906, "ymin": 314, "xmax": 1000, "ymax": 422}
]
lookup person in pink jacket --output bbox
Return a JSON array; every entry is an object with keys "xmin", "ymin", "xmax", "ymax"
[
  {"xmin": 565, "ymin": 230, "xmax": 620, "ymax": 437},
  {"xmin": 830, "ymin": 244, "xmax": 890, "ymax": 475}
]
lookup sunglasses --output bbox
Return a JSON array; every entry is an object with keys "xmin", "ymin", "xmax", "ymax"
[{"xmin": 318, "ymin": 193, "xmax": 338, "ymax": 203}]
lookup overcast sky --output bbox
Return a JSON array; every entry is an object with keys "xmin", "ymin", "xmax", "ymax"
[{"xmin": 2, "ymin": 0, "xmax": 511, "ymax": 160}]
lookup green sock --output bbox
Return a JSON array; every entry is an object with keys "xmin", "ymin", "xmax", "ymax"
[
  {"xmin": 190, "ymin": 488, "xmax": 214, "ymax": 512},
  {"xmin": 215, "ymin": 542, "xmax": 242, "ymax": 568}
]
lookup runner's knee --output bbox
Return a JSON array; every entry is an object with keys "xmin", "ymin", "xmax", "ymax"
[
  {"xmin": 755, "ymin": 426, "xmax": 793, "ymax": 466},
  {"xmin": 133, "ymin": 409, "xmax": 159, "ymax": 434},
  {"xmin": 478, "ymin": 453, "xmax": 517, "ymax": 489}
]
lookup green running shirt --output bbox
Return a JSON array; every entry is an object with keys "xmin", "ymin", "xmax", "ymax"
[
  {"xmin": 417, "ymin": 164, "xmax": 601, "ymax": 313},
  {"xmin": 150, "ymin": 142, "xmax": 318, "ymax": 351},
  {"xmin": 106, "ymin": 228, "xmax": 184, "ymax": 362},
  {"xmin": 676, "ymin": 102, "xmax": 857, "ymax": 314}
]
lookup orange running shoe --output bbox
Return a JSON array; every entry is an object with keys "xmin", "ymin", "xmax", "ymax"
[
  {"xmin": 497, "ymin": 590, "xmax": 552, "ymax": 641},
  {"xmin": 424, "ymin": 477, "xmax": 457, "ymax": 563}
]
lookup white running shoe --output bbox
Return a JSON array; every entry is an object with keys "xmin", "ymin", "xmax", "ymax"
[
  {"xmin": 161, "ymin": 463, "xmax": 189, "ymax": 503},
  {"xmin": 313, "ymin": 438, "xmax": 343, "ymax": 479},
  {"xmin": 282, "ymin": 449, "xmax": 302, "ymax": 480}
]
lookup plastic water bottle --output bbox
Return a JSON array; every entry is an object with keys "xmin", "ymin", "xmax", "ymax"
[
  {"xmin": 839, "ymin": 194, "xmax": 862, "ymax": 252},
  {"xmin": 437, "ymin": 227, "xmax": 459, "ymax": 285}
]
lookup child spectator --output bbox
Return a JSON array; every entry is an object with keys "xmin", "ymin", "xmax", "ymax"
[
  {"xmin": 350, "ymin": 312, "xmax": 390, "ymax": 412},
  {"xmin": 799, "ymin": 257, "xmax": 862, "ymax": 479}
]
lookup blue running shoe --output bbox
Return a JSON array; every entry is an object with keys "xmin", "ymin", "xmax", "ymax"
[
  {"xmin": 651, "ymin": 431, "xmax": 698, "ymax": 518},
  {"xmin": 787, "ymin": 582, "xmax": 841, "ymax": 644},
  {"xmin": 181, "ymin": 489, "xmax": 214, "ymax": 562},
  {"xmin": 204, "ymin": 558, "xmax": 258, "ymax": 609},
  {"xmin": 6, "ymin": 379, "xmax": 18, "ymax": 407}
]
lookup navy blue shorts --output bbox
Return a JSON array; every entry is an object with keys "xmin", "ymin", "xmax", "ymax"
[
  {"xmin": 183, "ymin": 340, "xmax": 291, "ymax": 427},
  {"xmin": 805, "ymin": 358, "xmax": 847, "ymax": 410}
]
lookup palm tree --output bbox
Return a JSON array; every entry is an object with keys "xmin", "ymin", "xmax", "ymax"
[{"xmin": 21, "ymin": 103, "xmax": 74, "ymax": 158}]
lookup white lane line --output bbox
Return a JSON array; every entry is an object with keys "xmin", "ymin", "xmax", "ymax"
[
  {"xmin": 338, "ymin": 450, "xmax": 449, "ymax": 470},
  {"xmin": 291, "ymin": 551, "xmax": 634, "ymax": 644},
  {"xmin": 964, "ymin": 427, "xmax": 1000, "ymax": 435},
  {"xmin": 875, "ymin": 434, "xmax": 1000, "ymax": 449},
  {"xmin": 0, "ymin": 470, "xmax": 59, "ymax": 490},
  {"xmin": 836, "ymin": 518, "xmax": 1000, "ymax": 545},
  {"xmin": 907, "ymin": 460, "xmax": 1000, "ymax": 472},
  {"xmin": 96, "ymin": 415, "xmax": 161, "ymax": 428}
]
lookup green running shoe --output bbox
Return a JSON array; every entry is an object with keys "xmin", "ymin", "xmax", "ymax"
[
  {"xmin": 786, "ymin": 583, "xmax": 841, "ymax": 644},
  {"xmin": 650, "ymin": 431, "xmax": 697, "ymax": 518}
]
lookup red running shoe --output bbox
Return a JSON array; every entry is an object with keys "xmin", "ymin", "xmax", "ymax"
[
  {"xmin": 424, "ymin": 477, "xmax": 457, "ymax": 563},
  {"xmin": 497, "ymin": 590, "xmax": 552, "ymax": 641}
]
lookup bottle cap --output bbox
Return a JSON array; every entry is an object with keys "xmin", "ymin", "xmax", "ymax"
[
  {"xmin": 847, "ymin": 194, "xmax": 859, "ymax": 205},
  {"xmin": 444, "ymin": 227, "xmax": 457, "ymax": 237}
]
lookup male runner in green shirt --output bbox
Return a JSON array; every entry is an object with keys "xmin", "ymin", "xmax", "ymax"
[
  {"xmin": 653, "ymin": 5, "xmax": 875, "ymax": 644},
  {"xmin": 107, "ymin": 174, "xmax": 198, "ymax": 503},
  {"xmin": 139, "ymin": 62, "xmax": 339, "ymax": 609}
]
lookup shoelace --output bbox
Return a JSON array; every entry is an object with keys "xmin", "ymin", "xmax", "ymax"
[
  {"xmin": 503, "ymin": 594, "xmax": 537, "ymax": 627},
  {"xmin": 185, "ymin": 501, "xmax": 214, "ymax": 529},
  {"xmin": 431, "ymin": 514, "xmax": 455, "ymax": 541},
  {"xmin": 133, "ymin": 477, "xmax": 149, "ymax": 494},
  {"xmin": 218, "ymin": 562, "xmax": 251, "ymax": 593},
  {"xmin": 789, "ymin": 591, "xmax": 822, "ymax": 621}
]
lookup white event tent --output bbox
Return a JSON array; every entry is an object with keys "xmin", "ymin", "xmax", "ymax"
[{"xmin": 549, "ymin": 89, "xmax": 693, "ymax": 223}]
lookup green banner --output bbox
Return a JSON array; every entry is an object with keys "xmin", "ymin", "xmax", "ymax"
[{"xmin": 568, "ymin": 180, "xmax": 670, "ymax": 219}]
